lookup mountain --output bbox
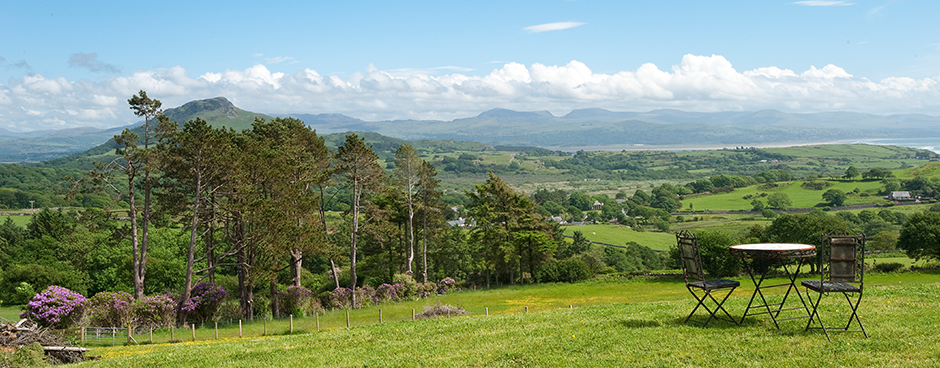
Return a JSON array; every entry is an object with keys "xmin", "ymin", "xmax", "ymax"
[
  {"xmin": 30, "ymin": 97, "xmax": 270, "ymax": 168},
  {"xmin": 281, "ymin": 107, "xmax": 940, "ymax": 150}
]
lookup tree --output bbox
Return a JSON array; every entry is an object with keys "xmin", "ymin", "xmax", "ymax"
[
  {"xmin": 751, "ymin": 199, "xmax": 765, "ymax": 212},
  {"xmin": 467, "ymin": 172, "xmax": 552, "ymax": 287},
  {"xmin": 394, "ymin": 144, "xmax": 421, "ymax": 277},
  {"xmin": 335, "ymin": 134, "xmax": 384, "ymax": 307},
  {"xmin": 822, "ymin": 189, "xmax": 846, "ymax": 207},
  {"xmin": 898, "ymin": 211, "xmax": 940, "ymax": 261},
  {"xmin": 416, "ymin": 160, "xmax": 442, "ymax": 283},
  {"xmin": 844, "ymin": 166, "xmax": 860, "ymax": 179},
  {"xmin": 766, "ymin": 192, "xmax": 792, "ymax": 210},
  {"xmin": 127, "ymin": 90, "xmax": 165, "ymax": 299}
]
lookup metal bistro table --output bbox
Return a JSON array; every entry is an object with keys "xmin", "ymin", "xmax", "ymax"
[{"xmin": 729, "ymin": 243, "xmax": 816, "ymax": 329}]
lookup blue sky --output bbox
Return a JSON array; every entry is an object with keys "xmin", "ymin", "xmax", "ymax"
[{"xmin": 2, "ymin": 0, "xmax": 939, "ymax": 131}]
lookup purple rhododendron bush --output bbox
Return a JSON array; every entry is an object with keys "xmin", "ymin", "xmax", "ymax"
[
  {"xmin": 86, "ymin": 291, "xmax": 134, "ymax": 327},
  {"xmin": 20, "ymin": 285, "xmax": 86, "ymax": 329}
]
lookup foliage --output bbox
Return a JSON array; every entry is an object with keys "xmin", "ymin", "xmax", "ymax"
[
  {"xmin": 276, "ymin": 286, "xmax": 314, "ymax": 317},
  {"xmin": 535, "ymin": 258, "xmax": 592, "ymax": 283},
  {"xmin": 822, "ymin": 188, "xmax": 847, "ymax": 206},
  {"xmin": 86, "ymin": 291, "xmax": 134, "ymax": 327},
  {"xmin": 20, "ymin": 285, "xmax": 86, "ymax": 329},
  {"xmin": 868, "ymin": 231, "xmax": 898, "ymax": 251},
  {"xmin": 695, "ymin": 231, "xmax": 741, "ymax": 277},
  {"xmin": 0, "ymin": 342, "xmax": 48, "ymax": 367},
  {"xmin": 873, "ymin": 262, "xmax": 905, "ymax": 273},
  {"xmin": 132, "ymin": 294, "xmax": 176, "ymax": 328},
  {"xmin": 766, "ymin": 192, "xmax": 792, "ymax": 210},
  {"xmin": 179, "ymin": 282, "xmax": 226, "ymax": 324},
  {"xmin": 898, "ymin": 211, "xmax": 940, "ymax": 261}
]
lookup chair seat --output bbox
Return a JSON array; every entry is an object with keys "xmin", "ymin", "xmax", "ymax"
[
  {"xmin": 802, "ymin": 280, "xmax": 860, "ymax": 293},
  {"xmin": 688, "ymin": 279, "xmax": 739, "ymax": 290}
]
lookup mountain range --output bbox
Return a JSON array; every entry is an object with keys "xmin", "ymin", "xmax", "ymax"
[{"xmin": 4, "ymin": 96, "xmax": 939, "ymax": 163}]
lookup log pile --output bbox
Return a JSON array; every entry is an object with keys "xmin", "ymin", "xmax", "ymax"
[{"xmin": 0, "ymin": 319, "xmax": 94, "ymax": 364}]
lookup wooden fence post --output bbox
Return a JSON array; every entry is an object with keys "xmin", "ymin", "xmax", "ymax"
[
  {"xmin": 239, "ymin": 320, "xmax": 242, "ymax": 337},
  {"xmin": 485, "ymin": 307, "xmax": 489, "ymax": 316},
  {"xmin": 316, "ymin": 313, "xmax": 320, "ymax": 332},
  {"xmin": 290, "ymin": 315, "xmax": 294, "ymax": 334},
  {"xmin": 412, "ymin": 308, "xmax": 415, "ymax": 320},
  {"xmin": 191, "ymin": 324, "xmax": 195, "ymax": 341},
  {"xmin": 379, "ymin": 309, "xmax": 383, "ymax": 323},
  {"xmin": 346, "ymin": 310, "xmax": 350, "ymax": 328},
  {"xmin": 263, "ymin": 317, "xmax": 267, "ymax": 335},
  {"xmin": 215, "ymin": 322, "xmax": 218, "ymax": 339},
  {"xmin": 525, "ymin": 306, "xmax": 528, "ymax": 313}
]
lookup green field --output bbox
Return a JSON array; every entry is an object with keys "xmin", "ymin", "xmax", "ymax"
[
  {"xmin": 561, "ymin": 224, "xmax": 676, "ymax": 251},
  {"xmin": 0, "ymin": 214, "xmax": 31, "ymax": 228},
  {"xmin": 79, "ymin": 272, "xmax": 940, "ymax": 367}
]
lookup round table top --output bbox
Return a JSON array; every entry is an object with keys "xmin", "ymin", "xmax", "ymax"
[{"xmin": 730, "ymin": 243, "xmax": 816, "ymax": 252}]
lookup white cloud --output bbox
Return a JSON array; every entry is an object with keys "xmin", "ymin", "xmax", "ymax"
[
  {"xmin": 524, "ymin": 22, "xmax": 585, "ymax": 33},
  {"xmin": 791, "ymin": 1, "xmax": 854, "ymax": 6},
  {"xmin": 264, "ymin": 56, "xmax": 295, "ymax": 64},
  {"xmin": 2, "ymin": 55, "xmax": 940, "ymax": 131}
]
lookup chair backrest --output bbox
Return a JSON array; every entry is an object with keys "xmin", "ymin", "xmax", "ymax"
[
  {"xmin": 821, "ymin": 229, "xmax": 865, "ymax": 286},
  {"xmin": 676, "ymin": 230, "xmax": 705, "ymax": 284}
]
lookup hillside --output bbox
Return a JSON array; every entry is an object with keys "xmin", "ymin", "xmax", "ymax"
[{"xmin": 283, "ymin": 107, "xmax": 940, "ymax": 150}]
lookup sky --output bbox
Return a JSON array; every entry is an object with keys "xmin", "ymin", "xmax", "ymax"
[{"xmin": 2, "ymin": 0, "xmax": 939, "ymax": 132}]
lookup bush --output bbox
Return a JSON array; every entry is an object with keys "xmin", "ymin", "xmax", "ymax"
[
  {"xmin": 873, "ymin": 262, "xmax": 904, "ymax": 273},
  {"xmin": 438, "ymin": 277, "xmax": 458, "ymax": 294},
  {"xmin": 536, "ymin": 258, "xmax": 592, "ymax": 283},
  {"xmin": 696, "ymin": 231, "xmax": 742, "ymax": 277},
  {"xmin": 275, "ymin": 286, "xmax": 314, "ymax": 317},
  {"xmin": 416, "ymin": 282, "xmax": 438, "ymax": 298},
  {"xmin": 179, "ymin": 282, "xmax": 226, "ymax": 324},
  {"xmin": 133, "ymin": 294, "xmax": 176, "ymax": 328},
  {"xmin": 375, "ymin": 283, "xmax": 405, "ymax": 303},
  {"xmin": 392, "ymin": 273, "xmax": 418, "ymax": 299},
  {"xmin": 21, "ymin": 285, "xmax": 86, "ymax": 329},
  {"xmin": 86, "ymin": 291, "xmax": 134, "ymax": 327}
]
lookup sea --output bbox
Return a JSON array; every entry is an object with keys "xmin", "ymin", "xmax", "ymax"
[{"xmin": 851, "ymin": 138, "xmax": 940, "ymax": 154}]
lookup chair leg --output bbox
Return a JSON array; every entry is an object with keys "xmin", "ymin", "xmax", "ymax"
[
  {"xmin": 706, "ymin": 287, "xmax": 740, "ymax": 326},
  {"xmin": 686, "ymin": 287, "xmax": 739, "ymax": 327},
  {"xmin": 842, "ymin": 292, "xmax": 868, "ymax": 338},
  {"xmin": 804, "ymin": 288, "xmax": 831, "ymax": 341},
  {"xmin": 685, "ymin": 287, "xmax": 707, "ymax": 324}
]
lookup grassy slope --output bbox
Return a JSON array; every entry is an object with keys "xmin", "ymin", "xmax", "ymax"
[
  {"xmin": 0, "ymin": 214, "xmax": 30, "ymax": 228},
  {"xmin": 83, "ymin": 273, "xmax": 940, "ymax": 367},
  {"xmin": 561, "ymin": 224, "xmax": 675, "ymax": 251}
]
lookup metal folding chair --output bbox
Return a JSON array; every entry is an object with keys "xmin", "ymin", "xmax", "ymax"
[
  {"xmin": 676, "ymin": 230, "xmax": 740, "ymax": 327},
  {"xmin": 802, "ymin": 229, "xmax": 868, "ymax": 340}
]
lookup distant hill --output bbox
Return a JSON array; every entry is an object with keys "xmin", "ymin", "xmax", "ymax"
[
  {"xmin": 279, "ymin": 107, "xmax": 940, "ymax": 150},
  {"xmin": 32, "ymin": 97, "xmax": 270, "ymax": 169}
]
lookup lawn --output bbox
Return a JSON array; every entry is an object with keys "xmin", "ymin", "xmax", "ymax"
[{"xmin": 80, "ymin": 271, "xmax": 940, "ymax": 367}]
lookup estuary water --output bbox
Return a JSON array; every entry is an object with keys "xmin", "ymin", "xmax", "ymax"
[{"xmin": 852, "ymin": 138, "xmax": 940, "ymax": 154}]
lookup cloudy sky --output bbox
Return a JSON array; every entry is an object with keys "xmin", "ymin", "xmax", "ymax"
[{"xmin": 2, "ymin": 0, "xmax": 939, "ymax": 132}]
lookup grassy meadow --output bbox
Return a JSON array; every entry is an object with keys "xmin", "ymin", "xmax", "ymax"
[{"xmin": 80, "ymin": 272, "xmax": 940, "ymax": 367}]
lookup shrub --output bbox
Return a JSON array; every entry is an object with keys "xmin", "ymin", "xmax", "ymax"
[
  {"xmin": 392, "ymin": 273, "xmax": 418, "ymax": 299},
  {"xmin": 416, "ymin": 282, "xmax": 438, "ymax": 298},
  {"xmin": 439, "ymin": 277, "xmax": 458, "ymax": 294},
  {"xmin": 132, "ymin": 294, "xmax": 176, "ymax": 328},
  {"xmin": 276, "ymin": 285, "xmax": 314, "ymax": 317},
  {"xmin": 873, "ymin": 262, "xmax": 904, "ymax": 273},
  {"xmin": 86, "ymin": 291, "xmax": 134, "ymax": 327},
  {"xmin": 696, "ymin": 231, "xmax": 742, "ymax": 277},
  {"xmin": 415, "ymin": 302, "xmax": 468, "ymax": 319},
  {"xmin": 376, "ymin": 283, "xmax": 405, "ymax": 303},
  {"xmin": 179, "ymin": 282, "xmax": 226, "ymax": 324},
  {"xmin": 536, "ymin": 258, "xmax": 592, "ymax": 283},
  {"xmin": 355, "ymin": 285, "xmax": 377, "ymax": 307},
  {"xmin": 21, "ymin": 285, "xmax": 86, "ymax": 329}
]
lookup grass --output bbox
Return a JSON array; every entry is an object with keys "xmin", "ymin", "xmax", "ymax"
[
  {"xmin": 80, "ymin": 272, "xmax": 940, "ymax": 367},
  {"xmin": 0, "ymin": 214, "xmax": 30, "ymax": 228},
  {"xmin": 561, "ymin": 224, "xmax": 676, "ymax": 251}
]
